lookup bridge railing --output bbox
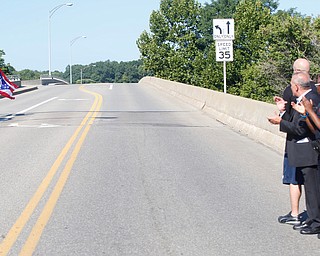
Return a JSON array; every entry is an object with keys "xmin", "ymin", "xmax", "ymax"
[
  {"xmin": 139, "ymin": 76, "xmax": 285, "ymax": 154},
  {"xmin": 7, "ymin": 75, "xmax": 21, "ymax": 87},
  {"xmin": 40, "ymin": 75, "xmax": 69, "ymax": 85}
]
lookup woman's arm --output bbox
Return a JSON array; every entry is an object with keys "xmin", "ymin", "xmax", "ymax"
[{"xmin": 302, "ymin": 97, "xmax": 320, "ymax": 130}]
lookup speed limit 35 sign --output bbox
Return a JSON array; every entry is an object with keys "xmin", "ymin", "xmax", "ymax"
[{"xmin": 215, "ymin": 40, "xmax": 233, "ymax": 62}]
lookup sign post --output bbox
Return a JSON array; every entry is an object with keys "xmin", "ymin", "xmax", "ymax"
[{"xmin": 213, "ymin": 19, "xmax": 235, "ymax": 93}]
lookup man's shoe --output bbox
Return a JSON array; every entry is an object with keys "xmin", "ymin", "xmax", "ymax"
[
  {"xmin": 300, "ymin": 226, "xmax": 320, "ymax": 235},
  {"xmin": 298, "ymin": 210, "xmax": 308, "ymax": 223},
  {"xmin": 278, "ymin": 212, "xmax": 300, "ymax": 225},
  {"xmin": 293, "ymin": 221, "xmax": 310, "ymax": 231}
]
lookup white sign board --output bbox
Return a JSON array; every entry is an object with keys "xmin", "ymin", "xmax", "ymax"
[
  {"xmin": 213, "ymin": 19, "xmax": 234, "ymax": 40},
  {"xmin": 216, "ymin": 40, "xmax": 233, "ymax": 62}
]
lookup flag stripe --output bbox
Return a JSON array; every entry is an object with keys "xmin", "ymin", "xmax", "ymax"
[{"xmin": 0, "ymin": 69, "xmax": 18, "ymax": 99}]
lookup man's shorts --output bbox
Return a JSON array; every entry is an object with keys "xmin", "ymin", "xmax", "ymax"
[{"xmin": 282, "ymin": 153, "xmax": 304, "ymax": 185}]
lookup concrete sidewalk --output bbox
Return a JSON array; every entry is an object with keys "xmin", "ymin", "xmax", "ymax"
[{"xmin": 14, "ymin": 85, "xmax": 38, "ymax": 96}]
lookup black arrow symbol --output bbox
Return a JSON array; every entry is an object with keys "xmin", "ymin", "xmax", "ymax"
[
  {"xmin": 226, "ymin": 21, "xmax": 230, "ymax": 34},
  {"xmin": 215, "ymin": 25, "xmax": 222, "ymax": 34}
]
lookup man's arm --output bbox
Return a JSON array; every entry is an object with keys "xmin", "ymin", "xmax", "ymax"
[
  {"xmin": 279, "ymin": 113, "xmax": 310, "ymax": 137},
  {"xmin": 267, "ymin": 111, "xmax": 308, "ymax": 136}
]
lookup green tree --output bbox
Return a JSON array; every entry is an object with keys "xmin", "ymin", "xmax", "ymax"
[
  {"xmin": 237, "ymin": 7, "xmax": 320, "ymax": 101},
  {"xmin": 0, "ymin": 50, "xmax": 15, "ymax": 74},
  {"xmin": 198, "ymin": 0, "xmax": 278, "ymax": 51},
  {"xmin": 309, "ymin": 16, "xmax": 320, "ymax": 78},
  {"xmin": 229, "ymin": 0, "xmax": 273, "ymax": 98},
  {"xmin": 18, "ymin": 69, "xmax": 42, "ymax": 80},
  {"xmin": 139, "ymin": 0, "xmax": 281, "ymax": 93},
  {"xmin": 137, "ymin": 0, "xmax": 203, "ymax": 84},
  {"xmin": 63, "ymin": 60, "xmax": 145, "ymax": 84}
]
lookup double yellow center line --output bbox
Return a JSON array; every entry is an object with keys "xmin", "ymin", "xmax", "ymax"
[{"xmin": 0, "ymin": 86, "xmax": 103, "ymax": 255}]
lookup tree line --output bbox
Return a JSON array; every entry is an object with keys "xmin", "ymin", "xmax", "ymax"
[
  {"xmin": 137, "ymin": 0, "xmax": 320, "ymax": 102},
  {"xmin": 0, "ymin": 59, "xmax": 149, "ymax": 84}
]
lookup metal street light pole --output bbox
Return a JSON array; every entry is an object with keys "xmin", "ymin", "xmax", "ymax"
[
  {"xmin": 48, "ymin": 3, "xmax": 73, "ymax": 77},
  {"xmin": 70, "ymin": 36, "xmax": 87, "ymax": 84},
  {"xmin": 80, "ymin": 64, "xmax": 96, "ymax": 84}
]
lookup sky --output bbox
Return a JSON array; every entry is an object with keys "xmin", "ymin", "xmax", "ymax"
[{"xmin": 1, "ymin": 0, "xmax": 319, "ymax": 72}]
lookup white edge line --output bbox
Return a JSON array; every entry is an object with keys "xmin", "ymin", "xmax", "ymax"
[{"xmin": 16, "ymin": 97, "xmax": 58, "ymax": 115}]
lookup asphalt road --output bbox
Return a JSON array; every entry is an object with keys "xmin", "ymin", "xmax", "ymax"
[{"xmin": 0, "ymin": 83, "xmax": 318, "ymax": 255}]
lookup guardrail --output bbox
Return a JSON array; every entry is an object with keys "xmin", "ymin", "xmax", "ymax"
[
  {"xmin": 40, "ymin": 75, "xmax": 69, "ymax": 85},
  {"xmin": 7, "ymin": 75, "xmax": 21, "ymax": 87},
  {"xmin": 139, "ymin": 76, "xmax": 285, "ymax": 153}
]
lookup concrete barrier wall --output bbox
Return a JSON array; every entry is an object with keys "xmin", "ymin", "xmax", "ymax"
[
  {"xmin": 139, "ymin": 76, "xmax": 285, "ymax": 153},
  {"xmin": 21, "ymin": 79, "xmax": 41, "ymax": 86}
]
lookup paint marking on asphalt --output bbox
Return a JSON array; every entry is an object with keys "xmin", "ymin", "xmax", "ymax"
[
  {"xmin": 0, "ymin": 87, "xmax": 101, "ymax": 255},
  {"xmin": 5, "ymin": 97, "xmax": 58, "ymax": 120},
  {"xmin": 7, "ymin": 123, "xmax": 62, "ymax": 128},
  {"xmin": 17, "ymin": 97, "xmax": 58, "ymax": 115},
  {"xmin": 19, "ymin": 87, "xmax": 103, "ymax": 255},
  {"xmin": 58, "ymin": 98, "xmax": 89, "ymax": 101}
]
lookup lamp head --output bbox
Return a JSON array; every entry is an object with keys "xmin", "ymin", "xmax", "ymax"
[{"xmin": 66, "ymin": 3, "xmax": 73, "ymax": 6}]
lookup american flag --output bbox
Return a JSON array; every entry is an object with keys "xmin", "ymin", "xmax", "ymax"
[{"xmin": 0, "ymin": 69, "xmax": 18, "ymax": 99}]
